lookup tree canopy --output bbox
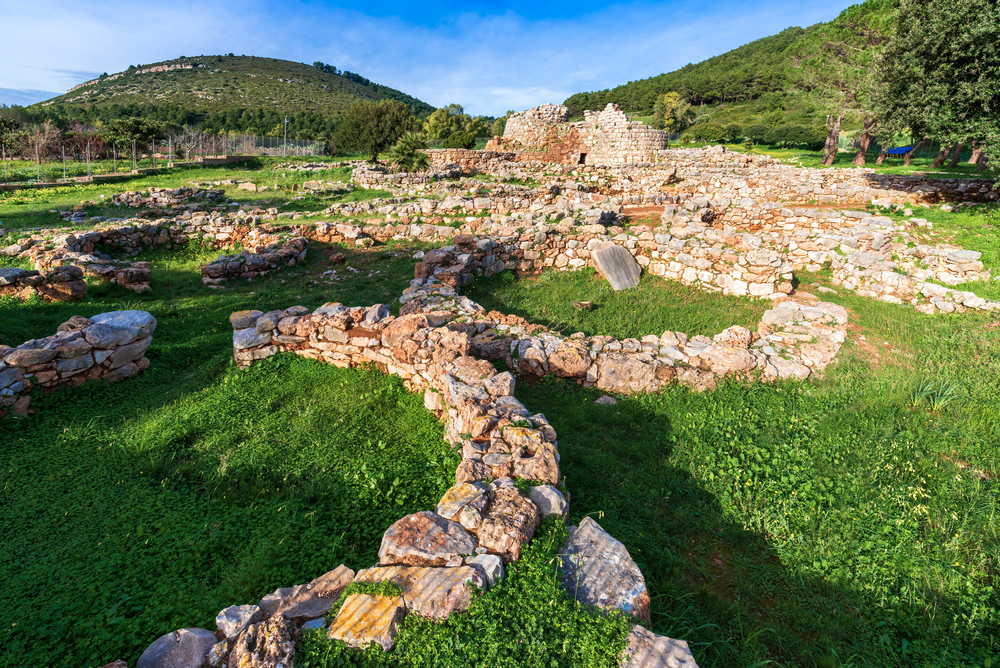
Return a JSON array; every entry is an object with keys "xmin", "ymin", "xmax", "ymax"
[
  {"xmin": 870, "ymin": 0, "xmax": 1000, "ymax": 164},
  {"xmin": 334, "ymin": 100, "xmax": 417, "ymax": 162}
]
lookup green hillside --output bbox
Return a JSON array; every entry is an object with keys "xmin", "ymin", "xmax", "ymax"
[
  {"xmin": 39, "ymin": 55, "xmax": 434, "ymax": 117},
  {"xmin": 564, "ymin": 0, "xmax": 898, "ymax": 137}
]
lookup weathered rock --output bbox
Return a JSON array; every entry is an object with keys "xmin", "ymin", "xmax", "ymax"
[
  {"xmin": 592, "ymin": 241, "xmax": 641, "ymax": 290},
  {"xmin": 227, "ymin": 615, "xmax": 299, "ymax": 668},
  {"xmin": 381, "ymin": 314, "xmax": 429, "ymax": 347},
  {"xmin": 450, "ymin": 356, "xmax": 497, "ymax": 385},
  {"xmin": 354, "ymin": 565, "xmax": 486, "ymax": 619},
  {"xmin": 207, "ymin": 641, "xmax": 227, "ymax": 667},
  {"xmin": 483, "ymin": 371, "xmax": 516, "ymax": 397},
  {"xmin": 4, "ymin": 348, "xmax": 57, "ymax": 366},
  {"xmin": 528, "ymin": 484, "xmax": 568, "ymax": 520},
  {"xmin": 548, "ymin": 341, "xmax": 592, "ymax": 378},
  {"xmin": 511, "ymin": 442, "xmax": 560, "ymax": 484},
  {"xmin": 466, "ymin": 553, "xmax": 504, "ymax": 587},
  {"xmin": 136, "ymin": 628, "xmax": 216, "ymax": 668},
  {"xmin": 230, "ymin": 310, "xmax": 263, "ymax": 329},
  {"xmin": 379, "ymin": 511, "xmax": 478, "ymax": 566},
  {"xmin": 436, "ymin": 483, "xmax": 487, "ymax": 521},
  {"xmin": 619, "ymin": 625, "xmax": 698, "ymax": 667},
  {"xmin": 475, "ymin": 487, "xmax": 540, "ymax": 563},
  {"xmin": 234, "ymin": 328, "xmax": 272, "ymax": 350},
  {"xmin": 697, "ymin": 344, "xmax": 757, "ymax": 377},
  {"xmin": 328, "ymin": 594, "xmax": 405, "ymax": 651},
  {"xmin": 216, "ymin": 604, "xmax": 262, "ymax": 639},
  {"xmin": 258, "ymin": 565, "xmax": 354, "ymax": 621},
  {"xmin": 455, "ymin": 459, "xmax": 490, "ymax": 485},
  {"xmin": 712, "ymin": 325, "xmax": 753, "ymax": 348},
  {"xmin": 89, "ymin": 310, "xmax": 157, "ymax": 342},
  {"xmin": 109, "ymin": 335, "xmax": 152, "ymax": 368},
  {"xmin": 595, "ymin": 352, "xmax": 657, "ymax": 394},
  {"xmin": 559, "ymin": 517, "xmax": 651, "ymax": 624}
]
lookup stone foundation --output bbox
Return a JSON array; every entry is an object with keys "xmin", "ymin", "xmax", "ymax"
[{"xmin": 0, "ymin": 310, "xmax": 155, "ymax": 417}]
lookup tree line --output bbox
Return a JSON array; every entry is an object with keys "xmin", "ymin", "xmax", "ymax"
[{"xmin": 566, "ymin": 0, "xmax": 999, "ymax": 168}]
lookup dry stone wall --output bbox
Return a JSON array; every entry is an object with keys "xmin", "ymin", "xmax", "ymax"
[
  {"xmin": 0, "ymin": 310, "xmax": 155, "ymax": 418},
  {"xmin": 0, "ymin": 265, "xmax": 88, "ymax": 301}
]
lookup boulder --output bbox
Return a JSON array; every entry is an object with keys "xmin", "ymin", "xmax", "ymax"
[
  {"xmin": 216, "ymin": 604, "xmax": 262, "ymax": 640},
  {"xmin": 592, "ymin": 241, "xmax": 641, "ymax": 290},
  {"xmin": 594, "ymin": 352, "xmax": 656, "ymax": 394},
  {"xmin": 558, "ymin": 516, "xmax": 651, "ymax": 624},
  {"xmin": 136, "ymin": 628, "xmax": 216, "ymax": 668},
  {"xmin": 436, "ymin": 483, "xmax": 487, "ymax": 521},
  {"xmin": 475, "ymin": 487, "xmax": 540, "ymax": 563},
  {"xmin": 227, "ymin": 615, "xmax": 298, "ymax": 668},
  {"xmin": 528, "ymin": 484, "xmax": 568, "ymax": 520},
  {"xmin": 697, "ymin": 344, "xmax": 757, "ymax": 377},
  {"xmin": 379, "ymin": 511, "xmax": 478, "ymax": 566},
  {"xmin": 381, "ymin": 314, "xmax": 429, "ymax": 348},
  {"xmin": 258, "ymin": 565, "xmax": 354, "ymax": 621}
]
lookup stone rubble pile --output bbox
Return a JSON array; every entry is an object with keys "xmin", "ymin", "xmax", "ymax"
[
  {"xmin": 110, "ymin": 187, "xmax": 226, "ymax": 218},
  {"xmin": 0, "ymin": 310, "xmax": 155, "ymax": 417}
]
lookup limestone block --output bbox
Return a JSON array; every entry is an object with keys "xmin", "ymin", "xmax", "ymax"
[
  {"xmin": 328, "ymin": 594, "xmax": 405, "ymax": 651},
  {"xmin": 592, "ymin": 241, "xmax": 641, "ymax": 290}
]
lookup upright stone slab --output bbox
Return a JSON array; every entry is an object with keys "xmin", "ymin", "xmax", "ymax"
[
  {"xmin": 558, "ymin": 516, "xmax": 651, "ymax": 624},
  {"xmin": 592, "ymin": 241, "xmax": 641, "ymax": 290},
  {"xmin": 619, "ymin": 625, "xmax": 699, "ymax": 667}
]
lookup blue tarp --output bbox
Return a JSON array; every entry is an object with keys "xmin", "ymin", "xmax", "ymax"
[{"xmin": 885, "ymin": 146, "xmax": 912, "ymax": 156}]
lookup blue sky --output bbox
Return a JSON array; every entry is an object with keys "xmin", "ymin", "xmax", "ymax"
[{"xmin": 1, "ymin": 0, "xmax": 858, "ymax": 115}]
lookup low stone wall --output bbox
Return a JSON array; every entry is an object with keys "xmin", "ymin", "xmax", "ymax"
[
  {"xmin": 201, "ymin": 237, "xmax": 308, "ymax": 284},
  {"xmin": 111, "ymin": 187, "xmax": 226, "ymax": 214},
  {"xmin": 0, "ymin": 310, "xmax": 155, "ymax": 417},
  {"xmin": 0, "ymin": 265, "xmax": 87, "ymax": 301},
  {"xmin": 132, "ymin": 288, "xmax": 701, "ymax": 666}
]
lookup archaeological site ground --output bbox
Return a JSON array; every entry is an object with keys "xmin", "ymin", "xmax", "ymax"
[{"xmin": 1, "ymin": 106, "xmax": 999, "ymax": 668}]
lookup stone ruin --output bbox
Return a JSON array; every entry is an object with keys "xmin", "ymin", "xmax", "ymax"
[
  {"xmin": 0, "ymin": 311, "xmax": 155, "ymax": 417},
  {"xmin": 486, "ymin": 103, "xmax": 671, "ymax": 165}
]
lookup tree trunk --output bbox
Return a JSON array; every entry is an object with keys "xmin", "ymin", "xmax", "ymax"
[
  {"xmin": 852, "ymin": 116, "xmax": 876, "ymax": 166},
  {"xmin": 904, "ymin": 137, "xmax": 929, "ymax": 166},
  {"xmin": 947, "ymin": 142, "xmax": 964, "ymax": 167},
  {"xmin": 968, "ymin": 141, "xmax": 983, "ymax": 165},
  {"xmin": 875, "ymin": 150, "xmax": 888, "ymax": 165},
  {"xmin": 822, "ymin": 107, "xmax": 844, "ymax": 166},
  {"xmin": 977, "ymin": 155, "xmax": 988, "ymax": 172},
  {"xmin": 930, "ymin": 144, "xmax": 951, "ymax": 168}
]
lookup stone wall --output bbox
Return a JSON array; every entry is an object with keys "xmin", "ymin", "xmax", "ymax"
[
  {"xmin": 132, "ymin": 276, "xmax": 703, "ymax": 666},
  {"xmin": 485, "ymin": 103, "xmax": 670, "ymax": 166},
  {"xmin": 0, "ymin": 310, "xmax": 156, "ymax": 418},
  {"xmin": 201, "ymin": 237, "xmax": 308, "ymax": 284},
  {"xmin": 0, "ymin": 265, "xmax": 87, "ymax": 301}
]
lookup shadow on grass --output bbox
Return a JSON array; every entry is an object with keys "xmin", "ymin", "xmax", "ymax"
[{"xmin": 517, "ymin": 375, "xmax": 996, "ymax": 667}]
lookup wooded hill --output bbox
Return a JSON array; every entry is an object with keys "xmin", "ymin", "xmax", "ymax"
[
  {"xmin": 21, "ymin": 55, "xmax": 434, "ymax": 139},
  {"xmin": 564, "ymin": 0, "xmax": 898, "ymax": 135}
]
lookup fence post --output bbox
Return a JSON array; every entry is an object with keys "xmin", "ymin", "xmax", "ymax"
[
  {"xmin": 132, "ymin": 140, "xmax": 136, "ymax": 170},
  {"xmin": 86, "ymin": 143, "xmax": 91, "ymax": 178},
  {"xmin": 62, "ymin": 145, "xmax": 66, "ymax": 181},
  {"xmin": 2, "ymin": 143, "xmax": 6, "ymax": 184}
]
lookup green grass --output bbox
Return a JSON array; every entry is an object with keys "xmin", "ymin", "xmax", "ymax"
[
  {"xmin": 297, "ymin": 519, "xmax": 634, "ymax": 668},
  {"xmin": 466, "ymin": 268, "xmax": 769, "ymax": 338},
  {"xmin": 0, "ymin": 157, "xmax": 369, "ymax": 232},
  {"xmin": 460, "ymin": 253, "xmax": 999, "ymax": 666},
  {"xmin": 0, "ymin": 235, "xmax": 448, "ymax": 667}
]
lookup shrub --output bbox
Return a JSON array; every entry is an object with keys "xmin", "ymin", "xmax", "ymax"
[
  {"xmin": 684, "ymin": 122, "xmax": 725, "ymax": 143},
  {"xmin": 744, "ymin": 123, "xmax": 771, "ymax": 143},
  {"xmin": 386, "ymin": 132, "xmax": 430, "ymax": 172},
  {"xmin": 763, "ymin": 124, "xmax": 827, "ymax": 149},
  {"xmin": 723, "ymin": 122, "xmax": 744, "ymax": 143},
  {"xmin": 441, "ymin": 130, "xmax": 475, "ymax": 149}
]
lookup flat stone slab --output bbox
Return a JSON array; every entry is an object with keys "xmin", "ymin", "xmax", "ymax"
[
  {"xmin": 136, "ymin": 627, "xmax": 216, "ymax": 668},
  {"xmin": 328, "ymin": 594, "xmax": 405, "ymax": 651},
  {"xmin": 592, "ymin": 241, "xmax": 641, "ymax": 290},
  {"xmin": 258, "ymin": 564, "xmax": 354, "ymax": 621},
  {"xmin": 216, "ymin": 604, "xmax": 261, "ymax": 639},
  {"xmin": 436, "ymin": 483, "xmax": 487, "ymax": 521},
  {"xmin": 354, "ymin": 565, "xmax": 486, "ymax": 619},
  {"xmin": 379, "ymin": 511, "xmax": 478, "ymax": 566},
  {"xmin": 89, "ymin": 310, "xmax": 157, "ymax": 343},
  {"xmin": 619, "ymin": 625, "xmax": 698, "ymax": 667},
  {"xmin": 558, "ymin": 516, "xmax": 651, "ymax": 624}
]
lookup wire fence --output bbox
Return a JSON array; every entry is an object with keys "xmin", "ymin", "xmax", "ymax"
[
  {"xmin": 836, "ymin": 135, "xmax": 977, "ymax": 162},
  {"xmin": 0, "ymin": 132, "xmax": 328, "ymax": 186}
]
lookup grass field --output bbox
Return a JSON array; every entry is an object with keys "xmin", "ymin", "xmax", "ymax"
[{"xmin": 2, "ymin": 165, "xmax": 999, "ymax": 668}]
